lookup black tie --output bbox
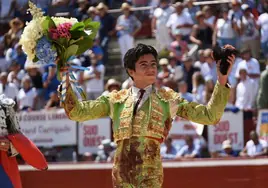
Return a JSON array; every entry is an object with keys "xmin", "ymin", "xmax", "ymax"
[{"xmin": 133, "ymin": 89, "xmax": 145, "ymax": 116}]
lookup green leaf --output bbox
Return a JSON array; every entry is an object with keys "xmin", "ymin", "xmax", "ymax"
[
  {"xmin": 84, "ymin": 21, "xmax": 100, "ymax": 30},
  {"xmin": 70, "ymin": 22, "xmax": 85, "ymax": 31},
  {"xmin": 64, "ymin": 45, "xmax": 78, "ymax": 62},
  {"xmin": 42, "ymin": 16, "xmax": 56, "ymax": 31},
  {"xmin": 84, "ymin": 21, "xmax": 100, "ymax": 40},
  {"xmin": 70, "ymin": 30, "xmax": 88, "ymax": 40},
  {"xmin": 83, "ymin": 18, "xmax": 92, "ymax": 26},
  {"xmin": 33, "ymin": 56, "xmax": 39, "ymax": 62},
  {"xmin": 69, "ymin": 37, "xmax": 83, "ymax": 45},
  {"xmin": 57, "ymin": 38, "xmax": 69, "ymax": 48},
  {"xmin": 75, "ymin": 36, "xmax": 94, "ymax": 55}
]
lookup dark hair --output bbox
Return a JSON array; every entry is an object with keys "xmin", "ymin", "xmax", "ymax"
[{"xmin": 124, "ymin": 43, "xmax": 158, "ymax": 78}]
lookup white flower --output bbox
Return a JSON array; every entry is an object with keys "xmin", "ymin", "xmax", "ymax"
[
  {"xmin": 52, "ymin": 17, "xmax": 78, "ymax": 26},
  {"xmin": 19, "ymin": 17, "xmax": 45, "ymax": 61}
]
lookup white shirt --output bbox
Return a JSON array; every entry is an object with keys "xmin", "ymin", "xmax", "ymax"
[
  {"xmin": 17, "ymin": 87, "xmax": 37, "ymax": 110},
  {"xmin": 257, "ymin": 13, "xmax": 268, "ymax": 43},
  {"xmin": 7, "ymin": 70, "xmax": 26, "ymax": 88},
  {"xmin": 84, "ymin": 64, "xmax": 105, "ymax": 93},
  {"xmin": 193, "ymin": 84, "xmax": 205, "ymax": 104},
  {"xmin": 201, "ymin": 62, "xmax": 217, "ymax": 83},
  {"xmin": 205, "ymin": 16, "xmax": 216, "ymax": 26},
  {"xmin": 166, "ymin": 12, "xmax": 193, "ymax": 36},
  {"xmin": 228, "ymin": 57, "xmax": 242, "ymax": 87},
  {"xmin": 235, "ymin": 77, "xmax": 255, "ymax": 110},
  {"xmin": 246, "ymin": 139, "xmax": 267, "ymax": 157},
  {"xmin": 0, "ymin": 83, "xmax": 18, "ymax": 100},
  {"xmin": 235, "ymin": 58, "xmax": 260, "ymax": 82},
  {"xmin": 237, "ymin": 16, "xmax": 259, "ymax": 41},
  {"xmin": 154, "ymin": 6, "xmax": 175, "ymax": 29},
  {"xmin": 131, "ymin": 85, "xmax": 152, "ymax": 110},
  {"xmin": 216, "ymin": 19, "xmax": 236, "ymax": 38}
]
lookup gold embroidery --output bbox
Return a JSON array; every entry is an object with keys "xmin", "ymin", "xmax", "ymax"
[
  {"xmin": 132, "ymin": 126, "xmax": 141, "ymax": 136},
  {"xmin": 120, "ymin": 109, "xmax": 132, "ymax": 119},
  {"xmin": 151, "ymin": 114, "xmax": 162, "ymax": 122},
  {"xmin": 125, "ymin": 96, "xmax": 133, "ymax": 108},
  {"xmin": 120, "ymin": 119, "xmax": 129, "ymax": 128},
  {"xmin": 156, "ymin": 87, "xmax": 180, "ymax": 102},
  {"xmin": 110, "ymin": 89, "xmax": 130, "ymax": 103},
  {"xmin": 63, "ymin": 87, "xmax": 77, "ymax": 117},
  {"xmin": 163, "ymin": 118, "xmax": 172, "ymax": 138}
]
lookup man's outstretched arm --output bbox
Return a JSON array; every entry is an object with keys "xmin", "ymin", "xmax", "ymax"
[
  {"xmin": 60, "ymin": 85, "xmax": 110, "ymax": 122},
  {"xmin": 174, "ymin": 81, "xmax": 230, "ymax": 125},
  {"xmin": 169, "ymin": 46, "xmax": 235, "ymax": 125},
  {"xmin": 58, "ymin": 70, "xmax": 110, "ymax": 122}
]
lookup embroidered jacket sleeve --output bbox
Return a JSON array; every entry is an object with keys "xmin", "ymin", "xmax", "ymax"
[
  {"xmin": 61, "ymin": 86, "xmax": 110, "ymax": 122},
  {"xmin": 158, "ymin": 81, "xmax": 230, "ymax": 125}
]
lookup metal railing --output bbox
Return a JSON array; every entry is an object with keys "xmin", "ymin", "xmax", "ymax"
[{"xmin": 107, "ymin": 0, "xmax": 232, "ymax": 13}]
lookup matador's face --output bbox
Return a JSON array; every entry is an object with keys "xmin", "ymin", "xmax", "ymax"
[{"xmin": 128, "ymin": 54, "xmax": 158, "ymax": 87}]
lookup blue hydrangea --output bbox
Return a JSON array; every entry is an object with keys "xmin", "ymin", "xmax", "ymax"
[{"xmin": 36, "ymin": 37, "xmax": 57, "ymax": 64}]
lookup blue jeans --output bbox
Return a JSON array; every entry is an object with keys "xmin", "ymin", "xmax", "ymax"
[
  {"xmin": 261, "ymin": 40, "xmax": 268, "ymax": 58},
  {"xmin": 217, "ymin": 38, "xmax": 237, "ymax": 48}
]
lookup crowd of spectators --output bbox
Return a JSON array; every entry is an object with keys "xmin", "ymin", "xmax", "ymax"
[{"xmin": 0, "ymin": 0, "xmax": 268, "ymax": 162}]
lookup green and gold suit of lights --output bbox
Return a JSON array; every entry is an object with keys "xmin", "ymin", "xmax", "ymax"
[{"xmin": 61, "ymin": 81, "xmax": 230, "ymax": 187}]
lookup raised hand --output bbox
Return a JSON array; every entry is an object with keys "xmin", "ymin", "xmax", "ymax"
[
  {"xmin": 0, "ymin": 137, "xmax": 10, "ymax": 152},
  {"xmin": 217, "ymin": 45, "xmax": 236, "ymax": 86}
]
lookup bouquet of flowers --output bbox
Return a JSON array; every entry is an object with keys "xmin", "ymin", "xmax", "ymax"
[{"xmin": 20, "ymin": 1, "xmax": 99, "ymax": 81}]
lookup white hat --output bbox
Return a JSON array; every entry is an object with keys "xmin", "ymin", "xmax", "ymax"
[
  {"xmin": 159, "ymin": 58, "xmax": 169, "ymax": 65},
  {"xmin": 98, "ymin": 139, "xmax": 116, "ymax": 149},
  {"xmin": 241, "ymin": 4, "xmax": 250, "ymax": 11},
  {"xmin": 222, "ymin": 140, "xmax": 232, "ymax": 149}
]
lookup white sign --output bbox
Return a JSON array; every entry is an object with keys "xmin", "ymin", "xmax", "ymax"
[
  {"xmin": 208, "ymin": 111, "xmax": 244, "ymax": 151},
  {"xmin": 256, "ymin": 109, "xmax": 268, "ymax": 142},
  {"xmin": 168, "ymin": 117, "xmax": 205, "ymax": 149},
  {"xmin": 78, "ymin": 118, "xmax": 111, "ymax": 154},
  {"xmin": 19, "ymin": 109, "xmax": 77, "ymax": 147}
]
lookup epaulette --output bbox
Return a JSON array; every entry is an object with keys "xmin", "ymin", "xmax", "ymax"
[
  {"xmin": 156, "ymin": 87, "xmax": 180, "ymax": 102},
  {"xmin": 0, "ymin": 94, "xmax": 15, "ymax": 108},
  {"xmin": 109, "ymin": 89, "xmax": 130, "ymax": 104}
]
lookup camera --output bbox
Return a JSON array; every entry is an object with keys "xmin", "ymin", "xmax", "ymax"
[{"xmin": 212, "ymin": 45, "xmax": 238, "ymax": 75}]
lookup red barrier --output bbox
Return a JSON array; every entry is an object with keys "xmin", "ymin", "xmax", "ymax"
[{"xmin": 20, "ymin": 158, "xmax": 268, "ymax": 188}]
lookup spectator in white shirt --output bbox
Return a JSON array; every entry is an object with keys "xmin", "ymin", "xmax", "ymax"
[
  {"xmin": 7, "ymin": 61, "xmax": 26, "ymax": 89},
  {"xmin": 203, "ymin": 76, "xmax": 215, "ymax": 105},
  {"xmin": 102, "ymin": 78, "xmax": 121, "ymax": 96},
  {"xmin": 213, "ymin": 8, "xmax": 238, "ymax": 48},
  {"xmin": 235, "ymin": 67, "xmax": 255, "ymax": 110},
  {"xmin": 0, "ymin": 72, "xmax": 18, "ymax": 101},
  {"xmin": 160, "ymin": 136, "xmax": 177, "ymax": 160},
  {"xmin": 194, "ymin": 49, "xmax": 206, "ymax": 69},
  {"xmin": 157, "ymin": 58, "xmax": 174, "ymax": 80},
  {"xmin": 17, "ymin": 76, "xmax": 37, "ymax": 111},
  {"xmin": 240, "ymin": 131, "xmax": 268, "ymax": 157},
  {"xmin": 201, "ymin": 49, "xmax": 217, "ymax": 83},
  {"xmin": 166, "ymin": 2, "xmax": 193, "ymax": 42},
  {"xmin": 237, "ymin": 4, "xmax": 260, "ymax": 59},
  {"xmin": 178, "ymin": 81, "xmax": 193, "ymax": 102},
  {"xmin": 256, "ymin": 11, "xmax": 268, "ymax": 58},
  {"xmin": 116, "ymin": 3, "xmax": 142, "ymax": 64},
  {"xmin": 228, "ymin": 0, "xmax": 243, "ymax": 22},
  {"xmin": 192, "ymin": 72, "xmax": 205, "ymax": 104},
  {"xmin": 151, "ymin": 0, "xmax": 174, "ymax": 52},
  {"xmin": 175, "ymin": 135, "xmax": 200, "ymax": 159},
  {"xmin": 235, "ymin": 48, "xmax": 260, "ymax": 99},
  {"xmin": 82, "ymin": 53, "xmax": 105, "ymax": 100},
  {"xmin": 202, "ymin": 5, "xmax": 216, "ymax": 29}
]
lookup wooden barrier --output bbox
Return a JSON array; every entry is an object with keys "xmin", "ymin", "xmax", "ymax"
[{"xmin": 20, "ymin": 158, "xmax": 268, "ymax": 188}]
